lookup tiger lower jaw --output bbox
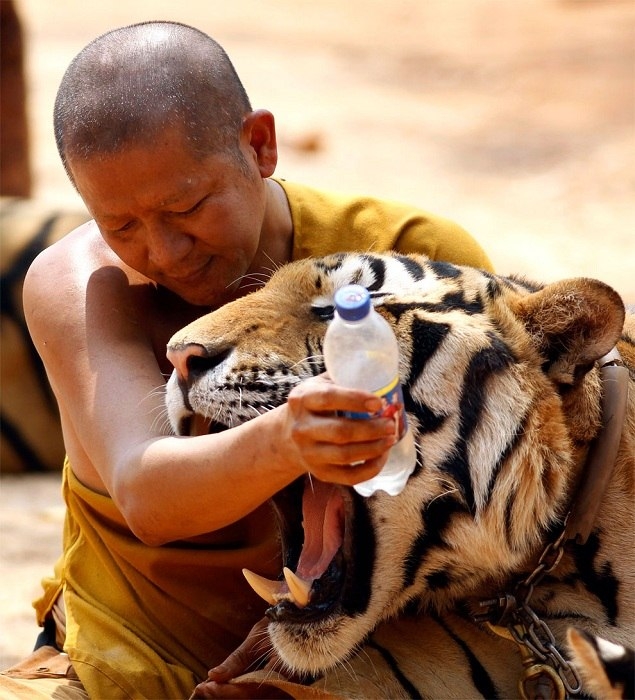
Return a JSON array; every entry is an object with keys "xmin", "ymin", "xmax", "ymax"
[
  {"xmin": 240, "ymin": 476, "xmax": 388, "ymax": 674},
  {"xmin": 269, "ymin": 614, "xmax": 371, "ymax": 676}
]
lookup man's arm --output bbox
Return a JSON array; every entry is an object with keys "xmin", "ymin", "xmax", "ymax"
[{"xmin": 23, "ymin": 224, "xmax": 397, "ymax": 545}]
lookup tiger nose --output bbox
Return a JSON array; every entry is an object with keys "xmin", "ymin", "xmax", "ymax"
[{"xmin": 166, "ymin": 343, "xmax": 208, "ymax": 385}]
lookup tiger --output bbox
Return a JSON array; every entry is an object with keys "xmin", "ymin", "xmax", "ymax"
[
  {"xmin": 0, "ymin": 197, "xmax": 90, "ymax": 472},
  {"xmin": 165, "ymin": 251, "xmax": 634, "ymax": 699}
]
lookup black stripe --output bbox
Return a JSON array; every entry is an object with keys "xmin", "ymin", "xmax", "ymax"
[
  {"xmin": 403, "ymin": 496, "xmax": 468, "ymax": 587},
  {"xmin": 505, "ymin": 273, "xmax": 543, "ymax": 294},
  {"xmin": 444, "ymin": 336, "xmax": 517, "ymax": 512},
  {"xmin": 425, "ymin": 568, "xmax": 452, "ymax": 591},
  {"xmin": 393, "ymin": 254, "xmax": 426, "ymax": 281},
  {"xmin": 366, "ymin": 638, "xmax": 423, "ymax": 699},
  {"xmin": 434, "ymin": 614, "xmax": 500, "ymax": 699},
  {"xmin": 485, "ymin": 275, "xmax": 503, "ymax": 300},
  {"xmin": 439, "ymin": 289, "xmax": 484, "ymax": 315},
  {"xmin": 483, "ymin": 413, "xmax": 526, "ymax": 512},
  {"xmin": 407, "ymin": 398, "xmax": 446, "ymax": 434},
  {"xmin": 429, "ymin": 260, "xmax": 461, "ymax": 279},
  {"xmin": 360, "ymin": 254, "xmax": 387, "ymax": 292},
  {"xmin": 572, "ymin": 533, "xmax": 620, "ymax": 625},
  {"xmin": 341, "ymin": 497, "xmax": 375, "ymax": 616},
  {"xmin": 405, "ymin": 317, "xmax": 450, "ymax": 386},
  {"xmin": 503, "ymin": 489, "xmax": 516, "ymax": 545},
  {"xmin": 0, "ymin": 413, "xmax": 50, "ymax": 472},
  {"xmin": 385, "ymin": 296, "xmax": 483, "ymax": 319},
  {"xmin": 315, "ymin": 254, "xmax": 345, "ymax": 274},
  {"xmin": 440, "ymin": 441, "xmax": 474, "ymax": 512},
  {"xmin": 304, "ymin": 336, "xmax": 325, "ymax": 376}
]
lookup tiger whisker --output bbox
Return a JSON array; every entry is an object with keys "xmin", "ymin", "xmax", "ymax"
[
  {"xmin": 261, "ymin": 252, "xmax": 282, "ymax": 275},
  {"xmin": 426, "ymin": 485, "xmax": 459, "ymax": 509},
  {"xmin": 357, "ymin": 643, "xmax": 380, "ymax": 679},
  {"xmin": 238, "ymin": 280, "xmax": 269, "ymax": 292},
  {"xmin": 226, "ymin": 269, "xmax": 275, "ymax": 291},
  {"xmin": 139, "ymin": 386, "xmax": 167, "ymax": 407},
  {"xmin": 149, "ymin": 409, "xmax": 173, "ymax": 434},
  {"xmin": 338, "ymin": 659, "xmax": 359, "ymax": 686},
  {"xmin": 289, "ymin": 355, "xmax": 324, "ymax": 371}
]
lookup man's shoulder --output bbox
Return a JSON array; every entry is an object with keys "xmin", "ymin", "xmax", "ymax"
[
  {"xmin": 28, "ymin": 219, "xmax": 126, "ymax": 283},
  {"xmin": 23, "ymin": 220, "xmax": 143, "ymax": 312},
  {"xmin": 276, "ymin": 178, "xmax": 448, "ymax": 227}
]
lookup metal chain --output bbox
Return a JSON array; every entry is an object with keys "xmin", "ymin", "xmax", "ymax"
[
  {"xmin": 513, "ymin": 524, "xmax": 567, "ymax": 606},
  {"xmin": 471, "ymin": 517, "xmax": 583, "ymax": 698},
  {"xmin": 509, "ymin": 603, "xmax": 582, "ymax": 696}
]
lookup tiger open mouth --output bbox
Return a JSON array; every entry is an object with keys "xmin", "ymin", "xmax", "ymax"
[
  {"xmin": 187, "ymin": 412, "xmax": 376, "ymax": 620},
  {"xmin": 183, "ymin": 414, "xmax": 229, "ymax": 436},
  {"xmin": 243, "ymin": 476, "xmax": 373, "ymax": 622}
]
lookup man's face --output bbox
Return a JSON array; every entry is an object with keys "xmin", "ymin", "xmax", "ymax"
[{"xmin": 69, "ymin": 126, "xmax": 268, "ymax": 307}]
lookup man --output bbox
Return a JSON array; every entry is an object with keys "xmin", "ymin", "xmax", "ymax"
[{"xmin": 1, "ymin": 21, "xmax": 492, "ymax": 699}]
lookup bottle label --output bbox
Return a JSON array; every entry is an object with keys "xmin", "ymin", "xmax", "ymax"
[{"xmin": 343, "ymin": 376, "xmax": 408, "ymax": 441}]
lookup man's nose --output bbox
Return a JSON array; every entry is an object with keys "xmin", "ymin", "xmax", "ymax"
[{"xmin": 146, "ymin": 223, "xmax": 193, "ymax": 267}]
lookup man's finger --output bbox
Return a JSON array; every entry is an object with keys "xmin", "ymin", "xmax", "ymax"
[
  {"xmin": 191, "ymin": 680, "xmax": 293, "ymax": 699},
  {"xmin": 206, "ymin": 618, "xmax": 271, "ymax": 682}
]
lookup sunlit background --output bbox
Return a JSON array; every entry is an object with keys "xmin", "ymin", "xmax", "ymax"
[{"xmin": 2, "ymin": 0, "xmax": 634, "ymax": 667}]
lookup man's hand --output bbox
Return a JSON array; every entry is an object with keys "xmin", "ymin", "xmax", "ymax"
[
  {"xmin": 283, "ymin": 374, "xmax": 396, "ymax": 486},
  {"xmin": 191, "ymin": 618, "xmax": 293, "ymax": 699},
  {"xmin": 208, "ymin": 618, "xmax": 271, "ymax": 683}
]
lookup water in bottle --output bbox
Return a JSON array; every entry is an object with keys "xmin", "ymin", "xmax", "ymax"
[{"xmin": 323, "ymin": 284, "xmax": 417, "ymax": 496}]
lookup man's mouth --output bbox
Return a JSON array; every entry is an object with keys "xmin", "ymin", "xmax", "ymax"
[{"xmin": 170, "ymin": 256, "xmax": 212, "ymax": 284}]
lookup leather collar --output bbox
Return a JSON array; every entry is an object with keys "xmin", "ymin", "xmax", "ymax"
[{"xmin": 564, "ymin": 347, "xmax": 629, "ymax": 545}]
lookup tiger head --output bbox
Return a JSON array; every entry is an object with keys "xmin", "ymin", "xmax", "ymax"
[{"xmin": 165, "ymin": 252, "xmax": 634, "ymax": 677}]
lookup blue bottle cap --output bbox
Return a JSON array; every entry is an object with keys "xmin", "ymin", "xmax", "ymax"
[{"xmin": 334, "ymin": 285, "xmax": 371, "ymax": 321}]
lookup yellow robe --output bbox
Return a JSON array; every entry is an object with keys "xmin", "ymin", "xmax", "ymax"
[
  {"xmin": 280, "ymin": 179, "xmax": 493, "ymax": 271},
  {"xmin": 34, "ymin": 181, "xmax": 493, "ymax": 698}
]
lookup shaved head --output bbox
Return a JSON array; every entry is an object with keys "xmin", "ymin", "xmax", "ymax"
[{"xmin": 54, "ymin": 22, "xmax": 252, "ymax": 181}]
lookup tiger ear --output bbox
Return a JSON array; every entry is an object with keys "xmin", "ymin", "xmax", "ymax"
[
  {"xmin": 567, "ymin": 627, "xmax": 634, "ymax": 700},
  {"xmin": 512, "ymin": 278, "xmax": 625, "ymax": 384}
]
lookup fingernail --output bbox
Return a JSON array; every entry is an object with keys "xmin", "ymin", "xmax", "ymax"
[{"xmin": 364, "ymin": 398, "xmax": 381, "ymax": 412}]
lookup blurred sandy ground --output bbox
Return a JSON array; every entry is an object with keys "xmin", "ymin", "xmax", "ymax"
[{"xmin": 1, "ymin": 0, "xmax": 634, "ymax": 669}]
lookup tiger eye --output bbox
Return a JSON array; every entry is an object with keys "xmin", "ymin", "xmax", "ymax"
[{"xmin": 311, "ymin": 304, "xmax": 335, "ymax": 321}]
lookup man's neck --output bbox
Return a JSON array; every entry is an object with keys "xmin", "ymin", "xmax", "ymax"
[{"xmin": 243, "ymin": 178, "xmax": 294, "ymax": 291}]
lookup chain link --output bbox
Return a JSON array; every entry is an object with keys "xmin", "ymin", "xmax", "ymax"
[
  {"xmin": 510, "ymin": 603, "xmax": 582, "ymax": 695},
  {"xmin": 471, "ymin": 516, "xmax": 583, "ymax": 698}
]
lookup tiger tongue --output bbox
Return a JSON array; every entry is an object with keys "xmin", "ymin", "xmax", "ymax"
[
  {"xmin": 296, "ymin": 478, "xmax": 345, "ymax": 581},
  {"xmin": 242, "ymin": 478, "xmax": 344, "ymax": 609}
]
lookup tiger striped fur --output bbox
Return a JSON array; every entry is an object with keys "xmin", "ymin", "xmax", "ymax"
[
  {"xmin": 0, "ymin": 197, "xmax": 89, "ymax": 472},
  {"xmin": 166, "ymin": 252, "xmax": 634, "ymax": 699}
]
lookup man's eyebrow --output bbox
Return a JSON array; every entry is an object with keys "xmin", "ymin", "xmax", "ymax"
[
  {"xmin": 157, "ymin": 190, "xmax": 194, "ymax": 208},
  {"xmin": 97, "ymin": 189, "xmax": 200, "ymax": 222}
]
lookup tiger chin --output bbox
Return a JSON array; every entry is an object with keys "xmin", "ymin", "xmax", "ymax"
[{"xmin": 166, "ymin": 252, "xmax": 634, "ymax": 695}]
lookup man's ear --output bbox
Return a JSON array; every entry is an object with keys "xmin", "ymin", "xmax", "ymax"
[{"xmin": 241, "ymin": 109, "xmax": 278, "ymax": 177}]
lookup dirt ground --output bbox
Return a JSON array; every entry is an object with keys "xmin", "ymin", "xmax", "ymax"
[{"xmin": 1, "ymin": 0, "xmax": 634, "ymax": 671}]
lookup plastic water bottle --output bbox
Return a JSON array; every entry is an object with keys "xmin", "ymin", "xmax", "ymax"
[{"xmin": 323, "ymin": 284, "xmax": 417, "ymax": 496}]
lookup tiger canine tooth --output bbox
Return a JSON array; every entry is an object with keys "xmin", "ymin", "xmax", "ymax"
[
  {"xmin": 283, "ymin": 567, "xmax": 312, "ymax": 608},
  {"xmin": 242, "ymin": 568, "xmax": 285, "ymax": 605}
]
